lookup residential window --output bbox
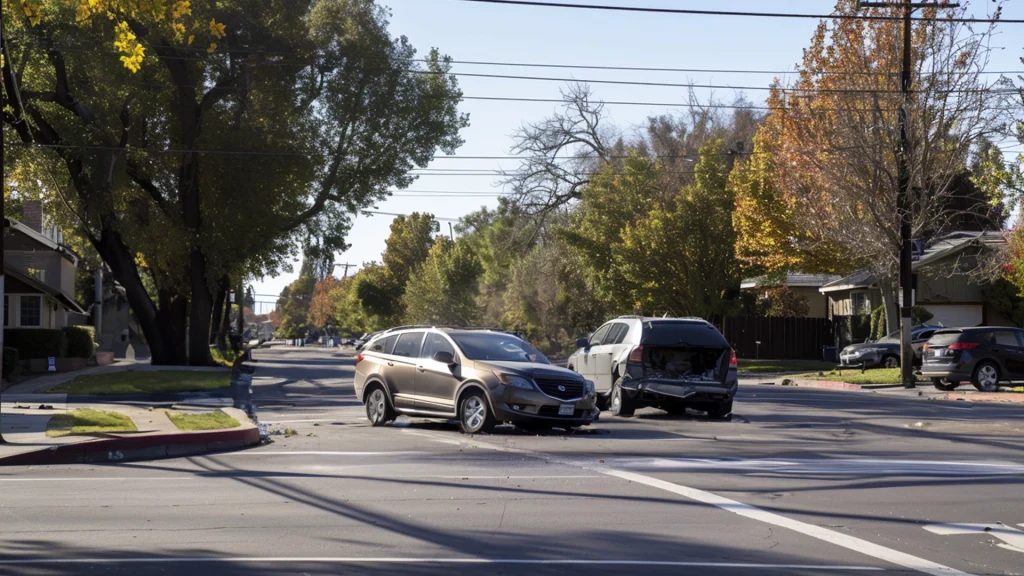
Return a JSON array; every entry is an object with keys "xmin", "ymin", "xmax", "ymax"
[
  {"xmin": 27, "ymin": 268, "xmax": 45, "ymax": 282},
  {"xmin": 20, "ymin": 295, "xmax": 43, "ymax": 327},
  {"xmin": 851, "ymin": 292, "xmax": 869, "ymax": 315}
]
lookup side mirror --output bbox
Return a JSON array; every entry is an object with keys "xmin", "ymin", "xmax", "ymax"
[
  {"xmin": 432, "ymin": 350, "xmax": 456, "ymax": 365},
  {"xmin": 576, "ymin": 337, "xmax": 590, "ymax": 349}
]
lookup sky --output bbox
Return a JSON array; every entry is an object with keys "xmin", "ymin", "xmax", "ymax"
[{"xmin": 250, "ymin": 0, "xmax": 1024, "ymax": 313}]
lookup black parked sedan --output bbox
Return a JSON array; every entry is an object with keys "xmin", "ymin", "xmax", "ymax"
[
  {"xmin": 839, "ymin": 325, "xmax": 942, "ymax": 368},
  {"xmin": 921, "ymin": 327, "xmax": 1024, "ymax": 392}
]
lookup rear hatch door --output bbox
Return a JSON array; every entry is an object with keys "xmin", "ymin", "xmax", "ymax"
[{"xmin": 639, "ymin": 321, "xmax": 731, "ymax": 384}]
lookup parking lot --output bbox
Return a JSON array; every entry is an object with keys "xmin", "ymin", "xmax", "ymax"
[{"xmin": 1, "ymin": 345, "xmax": 1023, "ymax": 576}]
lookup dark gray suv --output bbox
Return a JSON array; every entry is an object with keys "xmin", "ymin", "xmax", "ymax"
[{"xmin": 354, "ymin": 327, "xmax": 598, "ymax": 433}]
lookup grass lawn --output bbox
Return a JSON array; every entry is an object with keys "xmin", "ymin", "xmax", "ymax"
[
  {"xmin": 45, "ymin": 370, "xmax": 230, "ymax": 395},
  {"xmin": 165, "ymin": 409, "xmax": 240, "ymax": 431},
  {"xmin": 794, "ymin": 368, "xmax": 923, "ymax": 385},
  {"xmin": 46, "ymin": 409, "xmax": 138, "ymax": 437},
  {"xmin": 739, "ymin": 359, "xmax": 837, "ymax": 374}
]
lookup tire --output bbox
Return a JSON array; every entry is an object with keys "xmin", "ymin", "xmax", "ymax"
[
  {"xmin": 609, "ymin": 378, "xmax": 636, "ymax": 417},
  {"xmin": 931, "ymin": 377, "xmax": 960, "ymax": 391},
  {"xmin": 364, "ymin": 385, "xmax": 395, "ymax": 426},
  {"xmin": 459, "ymin": 390, "xmax": 496, "ymax": 434},
  {"xmin": 706, "ymin": 399, "xmax": 733, "ymax": 420},
  {"xmin": 971, "ymin": 361, "xmax": 1001, "ymax": 393},
  {"xmin": 882, "ymin": 355, "xmax": 900, "ymax": 369},
  {"xmin": 596, "ymin": 392, "xmax": 611, "ymax": 411}
]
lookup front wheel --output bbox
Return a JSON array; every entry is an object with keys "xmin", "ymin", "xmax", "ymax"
[
  {"xmin": 972, "ymin": 361, "xmax": 1000, "ymax": 392},
  {"xmin": 931, "ymin": 378, "xmax": 960, "ymax": 391},
  {"xmin": 882, "ymin": 355, "xmax": 900, "ymax": 369},
  {"xmin": 459, "ymin": 390, "xmax": 496, "ymax": 434},
  {"xmin": 365, "ymin": 386, "xmax": 395, "ymax": 426},
  {"xmin": 609, "ymin": 378, "xmax": 636, "ymax": 417}
]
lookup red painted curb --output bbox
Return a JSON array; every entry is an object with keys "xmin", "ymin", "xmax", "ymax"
[{"xmin": 0, "ymin": 426, "xmax": 260, "ymax": 466}]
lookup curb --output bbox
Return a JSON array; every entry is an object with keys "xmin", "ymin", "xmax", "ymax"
[{"xmin": 0, "ymin": 426, "xmax": 260, "ymax": 466}]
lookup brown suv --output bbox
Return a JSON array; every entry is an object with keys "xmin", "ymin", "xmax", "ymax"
[{"xmin": 354, "ymin": 327, "xmax": 598, "ymax": 433}]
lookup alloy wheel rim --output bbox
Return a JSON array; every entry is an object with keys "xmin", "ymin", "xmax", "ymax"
[
  {"xmin": 611, "ymin": 388, "xmax": 621, "ymax": 412},
  {"xmin": 979, "ymin": 366, "xmax": 997, "ymax": 386},
  {"xmin": 464, "ymin": 397, "xmax": 485, "ymax": 430},
  {"xmin": 369, "ymin": 390, "xmax": 384, "ymax": 423}
]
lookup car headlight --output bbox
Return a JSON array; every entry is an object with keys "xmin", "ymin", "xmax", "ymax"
[
  {"xmin": 584, "ymin": 379, "xmax": 595, "ymax": 396},
  {"xmin": 493, "ymin": 372, "xmax": 535, "ymax": 390}
]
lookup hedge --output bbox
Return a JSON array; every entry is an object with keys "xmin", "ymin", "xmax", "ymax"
[
  {"xmin": 2, "ymin": 347, "xmax": 18, "ymax": 379},
  {"xmin": 3, "ymin": 329, "xmax": 67, "ymax": 359},
  {"xmin": 63, "ymin": 326, "xmax": 97, "ymax": 358}
]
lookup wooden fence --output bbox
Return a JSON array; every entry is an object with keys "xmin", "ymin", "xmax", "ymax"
[{"xmin": 721, "ymin": 316, "xmax": 835, "ymax": 360}]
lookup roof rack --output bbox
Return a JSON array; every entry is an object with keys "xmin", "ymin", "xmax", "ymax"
[
  {"xmin": 616, "ymin": 315, "xmax": 645, "ymax": 319},
  {"xmin": 382, "ymin": 325, "xmax": 436, "ymax": 333}
]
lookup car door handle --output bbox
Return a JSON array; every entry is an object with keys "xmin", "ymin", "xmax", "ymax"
[
  {"xmin": 387, "ymin": 361, "xmax": 394, "ymax": 367},
  {"xmin": 417, "ymin": 365, "xmax": 426, "ymax": 372}
]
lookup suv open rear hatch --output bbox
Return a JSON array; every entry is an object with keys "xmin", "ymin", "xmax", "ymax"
[{"xmin": 626, "ymin": 321, "xmax": 731, "ymax": 399}]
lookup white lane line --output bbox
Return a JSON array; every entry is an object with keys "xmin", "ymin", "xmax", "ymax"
[
  {"xmin": 214, "ymin": 451, "xmax": 419, "ymax": 456},
  {"xmin": 605, "ymin": 457, "xmax": 1024, "ymax": 477},
  {"xmin": 0, "ymin": 478, "xmax": 191, "ymax": 482},
  {"xmin": 402, "ymin": 431, "xmax": 974, "ymax": 576},
  {"xmin": 0, "ymin": 557, "xmax": 883, "ymax": 570}
]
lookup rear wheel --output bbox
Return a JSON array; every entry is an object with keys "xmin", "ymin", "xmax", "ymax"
[
  {"xmin": 931, "ymin": 378, "xmax": 960, "ymax": 391},
  {"xmin": 459, "ymin": 390, "xmax": 496, "ymax": 434},
  {"xmin": 596, "ymin": 392, "xmax": 611, "ymax": 411},
  {"xmin": 364, "ymin": 385, "xmax": 395, "ymax": 426},
  {"xmin": 971, "ymin": 361, "xmax": 1000, "ymax": 392},
  {"xmin": 882, "ymin": 355, "xmax": 900, "ymax": 369},
  {"xmin": 705, "ymin": 399, "xmax": 733, "ymax": 420},
  {"xmin": 609, "ymin": 378, "xmax": 636, "ymax": 417}
]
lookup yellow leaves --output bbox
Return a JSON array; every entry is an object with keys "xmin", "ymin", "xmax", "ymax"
[
  {"xmin": 187, "ymin": 34, "xmax": 195, "ymax": 46},
  {"xmin": 171, "ymin": 0, "xmax": 191, "ymax": 18},
  {"xmin": 209, "ymin": 18, "xmax": 226, "ymax": 39},
  {"xmin": 113, "ymin": 20, "xmax": 145, "ymax": 73},
  {"xmin": 22, "ymin": 1, "xmax": 43, "ymax": 26},
  {"xmin": 207, "ymin": 42, "xmax": 217, "ymax": 54}
]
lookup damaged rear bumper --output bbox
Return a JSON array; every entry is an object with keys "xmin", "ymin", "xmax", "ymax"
[{"xmin": 619, "ymin": 377, "xmax": 738, "ymax": 403}]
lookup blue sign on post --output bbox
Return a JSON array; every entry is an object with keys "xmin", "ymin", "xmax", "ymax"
[{"xmin": 47, "ymin": 356, "xmax": 56, "ymax": 372}]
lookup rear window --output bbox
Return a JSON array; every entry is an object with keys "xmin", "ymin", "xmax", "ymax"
[
  {"xmin": 928, "ymin": 331, "xmax": 963, "ymax": 346},
  {"xmin": 640, "ymin": 321, "xmax": 728, "ymax": 347}
]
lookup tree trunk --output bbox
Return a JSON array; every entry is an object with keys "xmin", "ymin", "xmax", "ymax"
[
  {"xmin": 217, "ymin": 280, "xmax": 231, "ymax": 351},
  {"xmin": 92, "ymin": 227, "xmax": 188, "ymax": 365},
  {"xmin": 187, "ymin": 250, "xmax": 215, "ymax": 366},
  {"xmin": 878, "ymin": 275, "xmax": 899, "ymax": 339},
  {"xmin": 210, "ymin": 277, "xmax": 227, "ymax": 346},
  {"xmin": 234, "ymin": 279, "xmax": 245, "ymax": 351}
]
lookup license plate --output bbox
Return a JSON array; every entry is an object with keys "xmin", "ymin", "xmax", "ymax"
[
  {"xmin": 558, "ymin": 404, "xmax": 575, "ymax": 416},
  {"xmin": 933, "ymin": 349, "xmax": 943, "ymax": 356}
]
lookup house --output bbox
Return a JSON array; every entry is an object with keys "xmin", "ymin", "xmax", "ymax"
[
  {"xmin": 819, "ymin": 231, "xmax": 1009, "ymax": 328},
  {"xmin": 740, "ymin": 273, "xmax": 841, "ymax": 319},
  {"xmin": 3, "ymin": 202, "xmax": 87, "ymax": 330}
]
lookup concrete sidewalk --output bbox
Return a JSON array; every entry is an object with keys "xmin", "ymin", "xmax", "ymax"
[{"xmin": 741, "ymin": 374, "xmax": 1024, "ymax": 403}]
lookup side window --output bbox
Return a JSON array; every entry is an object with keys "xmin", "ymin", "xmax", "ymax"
[
  {"xmin": 590, "ymin": 324, "xmax": 612, "ymax": 346},
  {"xmin": 609, "ymin": 323, "xmax": 630, "ymax": 345},
  {"xmin": 392, "ymin": 332, "xmax": 425, "ymax": 357},
  {"xmin": 383, "ymin": 335, "xmax": 399, "ymax": 354},
  {"xmin": 421, "ymin": 333, "xmax": 456, "ymax": 360},
  {"xmin": 992, "ymin": 331, "xmax": 1019, "ymax": 347}
]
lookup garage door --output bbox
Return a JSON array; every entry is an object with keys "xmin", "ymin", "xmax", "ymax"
[{"xmin": 922, "ymin": 304, "xmax": 983, "ymax": 328}]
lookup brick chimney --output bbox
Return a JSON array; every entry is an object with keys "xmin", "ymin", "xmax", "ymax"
[{"xmin": 22, "ymin": 200, "xmax": 43, "ymax": 232}]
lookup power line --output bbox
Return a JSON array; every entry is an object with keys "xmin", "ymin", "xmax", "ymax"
[
  {"xmin": 362, "ymin": 210, "xmax": 461, "ymax": 222},
  {"xmin": 456, "ymin": 0, "xmax": 1024, "ymax": 23}
]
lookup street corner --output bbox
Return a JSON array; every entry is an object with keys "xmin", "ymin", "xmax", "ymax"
[{"xmin": 0, "ymin": 405, "xmax": 261, "ymax": 467}]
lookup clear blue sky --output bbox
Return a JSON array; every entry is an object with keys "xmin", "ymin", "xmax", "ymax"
[{"xmin": 251, "ymin": 0, "xmax": 1024, "ymax": 312}]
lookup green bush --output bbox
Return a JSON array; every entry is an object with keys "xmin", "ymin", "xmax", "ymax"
[
  {"xmin": 3, "ymin": 329, "xmax": 67, "ymax": 359},
  {"xmin": 2, "ymin": 347, "xmax": 19, "ymax": 379},
  {"xmin": 870, "ymin": 306, "xmax": 887, "ymax": 341},
  {"xmin": 62, "ymin": 326, "xmax": 97, "ymax": 358}
]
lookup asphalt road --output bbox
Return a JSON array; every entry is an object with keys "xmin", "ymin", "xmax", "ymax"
[{"xmin": 1, "ymin": 345, "xmax": 1022, "ymax": 576}]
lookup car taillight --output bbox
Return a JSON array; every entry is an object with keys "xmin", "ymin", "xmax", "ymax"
[
  {"xmin": 949, "ymin": 342, "xmax": 979, "ymax": 350},
  {"xmin": 356, "ymin": 353, "xmax": 364, "ymax": 364},
  {"xmin": 628, "ymin": 346, "xmax": 644, "ymax": 364},
  {"xmin": 730, "ymin": 349, "xmax": 737, "ymax": 367}
]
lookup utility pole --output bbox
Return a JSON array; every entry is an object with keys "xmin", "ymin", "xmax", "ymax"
[
  {"xmin": 1, "ymin": 24, "xmax": 7, "ymax": 444},
  {"xmin": 336, "ymin": 262, "xmax": 355, "ymax": 279},
  {"xmin": 859, "ymin": 0, "xmax": 953, "ymax": 389},
  {"xmin": 448, "ymin": 222, "xmax": 455, "ymax": 241}
]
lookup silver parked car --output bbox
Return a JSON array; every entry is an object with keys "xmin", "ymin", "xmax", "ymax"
[
  {"xmin": 354, "ymin": 327, "xmax": 598, "ymax": 433},
  {"xmin": 567, "ymin": 316, "xmax": 738, "ymax": 418}
]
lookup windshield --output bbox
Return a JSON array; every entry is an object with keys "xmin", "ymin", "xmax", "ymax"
[{"xmin": 448, "ymin": 332, "xmax": 550, "ymax": 364}]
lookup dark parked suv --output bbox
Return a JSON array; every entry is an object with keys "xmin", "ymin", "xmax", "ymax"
[
  {"xmin": 354, "ymin": 327, "xmax": 598, "ymax": 433},
  {"xmin": 921, "ymin": 327, "xmax": 1024, "ymax": 392}
]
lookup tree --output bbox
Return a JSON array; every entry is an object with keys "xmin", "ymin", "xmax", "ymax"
[
  {"xmin": 274, "ymin": 275, "xmax": 316, "ymax": 339},
  {"xmin": 3, "ymin": 0, "xmax": 467, "ymax": 364},
  {"xmin": 309, "ymin": 275, "xmax": 340, "ymax": 332},
  {"xmin": 402, "ymin": 238, "xmax": 483, "ymax": 326},
  {"xmin": 355, "ymin": 213, "xmax": 437, "ymax": 324},
  {"xmin": 742, "ymin": 0, "xmax": 1016, "ymax": 335}
]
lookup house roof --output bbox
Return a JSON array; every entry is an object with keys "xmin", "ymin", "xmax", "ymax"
[
  {"xmin": 741, "ymin": 273, "xmax": 842, "ymax": 290},
  {"xmin": 819, "ymin": 231, "xmax": 1007, "ymax": 294},
  {"xmin": 3, "ymin": 218, "xmax": 80, "ymax": 265},
  {"xmin": 4, "ymin": 264, "xmax": 88, "ymax": 315}
]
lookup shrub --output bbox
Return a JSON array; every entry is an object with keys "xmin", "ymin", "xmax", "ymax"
[
  {"xmin": 63, "ymin": 326, "xmax": 97, "ymax": 358},
  {"xmin": 2, "ymin": 347, "xmax": 19, "ymax": 379},
  {"xmin": 3, "ymin": 329, "xmax": 67, "ymax": 359}
]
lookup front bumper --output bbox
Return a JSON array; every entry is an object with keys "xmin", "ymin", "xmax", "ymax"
[
  {"xmin": 491, "ymin": 386, "xmax": 599, "ymax": 426},
  {"xmin": 620, "ymin": 377, "xmax": 737, "ymax": 405},
  {"xmin": 839, "ymin": 351, "xmax": 881, "ymax": 367}
]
